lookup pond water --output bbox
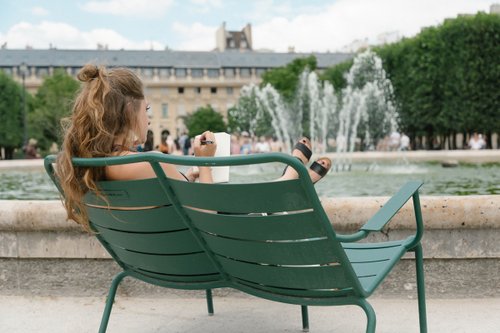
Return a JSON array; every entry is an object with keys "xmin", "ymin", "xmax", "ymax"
[{"xmin": 1, "ymin": 161, "xmax": 499, "ymax": 200}]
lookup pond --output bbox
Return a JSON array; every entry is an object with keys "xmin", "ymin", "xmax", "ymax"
[{"xmin": 1, "ymin": 161, "xmax": 499, "ymax": 200}]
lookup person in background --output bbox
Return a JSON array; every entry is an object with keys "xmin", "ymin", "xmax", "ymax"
[
  {"xmin": 49, "ymin": 142, "xmax": 59, "ymax": 154},
  {"xmin": 254, "ymin": 136, "xmax": 271, "ymax": 153},
  {"xmin": 240, "ymin": 132, "xmax": 253, "ymax": 154},
  {"xmin": 468, "ymin": 132, "xmax": 486, "ymax": 150},
  {"xmin": 230, "ymin": 135, "xmax": 241, "ymax": 155},
  {"xmin": 178, "ymin": 132, "xmax": 189, "ymax": 155},
  {"xmin": 400, "ymin": 133, "xmax": 410, "ymax": 151},
  {"xmin": 143, "ymin": 130, "xmax": 154, "ymax": 152},
  {"xmin": 389, "ymin": 131, "xmax": 401, "ymax": 151},
  {"xmin": 25, "ymin": 138, "xmax": 41, "ymax": 159},
  {"xmin": 158, "ymin": 130, "xmax": 170, "ymax": 154}
]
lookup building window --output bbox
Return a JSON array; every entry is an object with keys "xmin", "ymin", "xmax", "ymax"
[
  {"xmin": 191, "ymin": 68, "xmax": 203, "ymax": 78},
  {"xmin": 207, "ymin": 69, "xmax": 219, "ymax": 78},
  {"xmin": 226, "ymin": 87, "xmax": 234, "ymax": 95},
  {"xmin": 159, "ymin": 68, "xmax": 170, "ymax": 78},
  {"xmin": 178, "ymin": 104, "xmax": 186, "ymax": 116},
  {"xmin": 178, "ymin": 87, "xmax": 184, "ymax": 94},
  {"xmin": 224, "ymin": 68, "xmax": 235, "ymax": 78},
  {"xmin": 240, "ymin": 68, "xmax": 251, "ymax": 77},
  {"xmin": 195, "ymin": 87, "xmax": 202, "ymax": 94},
  {"xmin": 175, "ymin": 68, "xmax": 186, "ymax": 78},
  {"xmin": 36, "ymin": 67, "xmax": 49, "ymax": 78},
  {"xmin": 161, "ymin": 103, "xmax": 168, "ymax": 118},
  {"xmin": 142, "ymin": 68, "xmax": 153, "ymax": 78},
  {"xmin": 210, "ymin": 87, "xmax": 217, "ymax": 94}
]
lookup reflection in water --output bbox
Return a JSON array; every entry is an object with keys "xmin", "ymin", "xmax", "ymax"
[{"xmin": 1, "ymin": 162, "xmax": 499, "ymax": 200}]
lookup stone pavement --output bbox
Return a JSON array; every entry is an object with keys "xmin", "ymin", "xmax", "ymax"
[{"xmin": 1, "ymin": 294, "xmax": 499, "ymax": 333}]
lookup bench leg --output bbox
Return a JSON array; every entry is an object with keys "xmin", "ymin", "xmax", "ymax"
[
  {"xmin": 301, "ymin": 305, "xmax": 309, "ymax": 332},
  {"xmin": 358, "ymin": 299, "xmax": 376, "ymax": 333},
  {"xmin": 99, "ymin": 271, "xmax": 128, "ymax": 333},
  {"xmin": 415, "ymin": 244, "xmax": 428, "ymax": 333},
  {"xmin": 206, "ymin": 289, "xmax": 214, "ymax": 316}
]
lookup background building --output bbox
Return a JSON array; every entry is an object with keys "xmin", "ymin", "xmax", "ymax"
[{"xmin": 0, "ymin": 25, "xmax": 352, "ymax": 146}]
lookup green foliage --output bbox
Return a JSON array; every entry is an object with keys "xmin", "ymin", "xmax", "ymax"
[
  {"xmin": 389, "ymin": 12, "xmax": 500, "ymax": 147},
  {"xmin": 324, "ymin": 12, "xmax": 500, "ymax": 148},
  {"xmin": 229, "ymin": 56, "xmax": 318, "ymax": 138},
  {"xmin": 0, "ymin": 72, "xmax": 24, "ymax": 152},
  {"xmin": 227, "ymin": 88, "xmax": 274, "ymax": 136},
  {"xmin": 320, "ymin": 60, "xmax": 352, "ymax": 91},
  {"xmin": 185, "ymin": 105, "xmax": 227, "ymax": 138},
  {"xmin": 29, "ymin": 69, "xmax": 79, "ymax": 150},
  {"xmin": 261, "ymin": 56, "xmax": 317, "ymax": 101}
]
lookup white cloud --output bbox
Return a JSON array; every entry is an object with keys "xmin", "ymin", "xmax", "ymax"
[
  {"xmin": 0, "ymin": 21, "xmax": 164, "ymax": 50},
  {"xmin": 188, "ymin": 0, "xmax": 222, "ymax": 13},
  {"xmin": 0, "ymin": 0, "xmax": 493, "ymax": 53},
  {"xmin": 31, "ymin": 6, "xmax": 49, "ymax": 16},
  {"xmin": 171, "ymin": 22, "xmax": 216, "ymax": 50},
  {"xmin": 251, "ymin": 0, "xmax": 493, "ymax": 52},
  {"xmin": 81, "ymin": 0, "xmax": 174, "ymax": 17},
  {"xmin": 245, "ymin": 0, "xmax": 294, "ymax": 23},
  {"xmin": 190, "ymin": 0, "xmax": 222, "ymax": 7}
]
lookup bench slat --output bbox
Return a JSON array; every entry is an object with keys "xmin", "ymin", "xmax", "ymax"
[
  {"xmin": 187, "ymin": 209, "xmax": 326, "ymax": 240},
  {"xmin": 170, "ymin": 179, "xmax": 312, "ymax": 213},
  {"xmin": 217, "ymin": 256, "xmax": 352, "ymax": 290},
  {"xmin": 203, "ymin": 234, "xmax": 341, "ymax": 266},
  {"xmin": 85, "ymin": 178, "xmax": 171, "ymax": 207},
  {"xmin": 87, "ymin": 205, "xmax": 185, "ymax": 232},
  {"xmin": 93, "ymin": 226, "xmax": 202, "ymax": 254},
  {"xmin": 109, "ymin": 246, "xmax": 219, "ymax": 276}
]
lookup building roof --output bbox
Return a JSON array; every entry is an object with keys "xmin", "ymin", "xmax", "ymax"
[{"xmin": 0, "ymin": 49, "xmax": 353, "ymax": 69}]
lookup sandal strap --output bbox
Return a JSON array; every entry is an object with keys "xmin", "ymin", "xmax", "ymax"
[
  {"xmin": 294, "ymin": 141, "xmax": 312, "ymax": 161},
  {"xmin": 310, "ymin": 161, "xmax": 329, "ymax": 177}
]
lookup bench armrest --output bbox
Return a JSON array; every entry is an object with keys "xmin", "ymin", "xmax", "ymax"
[
  {"xmin": 361, "ymin": 181, "xmax": 423, "ymax": 232},
  {"xmin": 336, "ymin": 181, "xmax": 423, "ymax": 243}
]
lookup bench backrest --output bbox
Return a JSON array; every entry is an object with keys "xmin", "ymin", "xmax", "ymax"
[{"xmin": 45, "ymin": 153, "xmax": 363, "ymax": 297}]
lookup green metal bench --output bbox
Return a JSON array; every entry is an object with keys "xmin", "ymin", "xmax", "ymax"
[{"xmin": 44, "ymin": 152, "xmax": 427, "ymax": 333}]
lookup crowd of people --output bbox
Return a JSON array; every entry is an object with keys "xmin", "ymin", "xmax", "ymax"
[
  {"xmin": 136, "ymin": 129, "xmax": 492, "ymax": 157},
  {"xmin": 137, "ymin": 130, "xmax": 286, "ymax": 156}
]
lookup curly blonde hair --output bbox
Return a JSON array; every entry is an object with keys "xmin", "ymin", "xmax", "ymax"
[{"xmin": 56, "ymin": 64, "xmax": 144, "ymax": 230}]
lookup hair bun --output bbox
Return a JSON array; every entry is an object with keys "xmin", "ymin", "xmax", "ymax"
[{"xmin": 77, "ymin": 64, "xmax": 101, "ymax": 82}]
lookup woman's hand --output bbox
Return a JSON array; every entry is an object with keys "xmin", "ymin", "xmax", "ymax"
[{"xmin": 193, "ymin": 131, "xmax": 217, "ymax": 157}]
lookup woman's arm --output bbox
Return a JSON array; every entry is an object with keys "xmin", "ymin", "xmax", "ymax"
[{"xmin": 105, "ymin": 131, "xmax": 217, "ymax": 182}]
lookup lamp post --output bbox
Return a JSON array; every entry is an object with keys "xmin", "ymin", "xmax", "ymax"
[{"xmin": 19, "ymin": 62, "xmax": 28, "ymax": 150}]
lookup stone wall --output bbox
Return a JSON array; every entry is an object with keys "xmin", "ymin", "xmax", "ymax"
[
  {"xmin": 1, "ymin": 196, "xmax": 499, "ymax": 298},
  {"xmin": 1, "ymin": 196, "xmax": 499, "ymax": 260}
]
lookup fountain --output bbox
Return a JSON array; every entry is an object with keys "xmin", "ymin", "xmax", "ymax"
[{"xmin": 232, "ymin": 49, "xmax": 398, "ymax": 170}]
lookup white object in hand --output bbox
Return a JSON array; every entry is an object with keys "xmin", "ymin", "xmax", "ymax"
[{"xmin": 212, "ymin": 132, "xmax": 230, "ymax": 183}]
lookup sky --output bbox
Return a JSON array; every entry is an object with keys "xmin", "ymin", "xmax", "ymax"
[{"xmin": 0, "ymin": 0, "xmax": 495, "ymax": 53}]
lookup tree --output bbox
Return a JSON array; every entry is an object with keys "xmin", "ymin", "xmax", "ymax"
[
  {"xmin": 29, "ymin": 69, "xmax": 80, "ymax": 151},
  {"xmin": 0, "ymin": 72, "xmax": 25, "ymax": 159},
  {"xmin": 227, "ymin": 85, "xmax": 274, "ymax": 137},
  {"xmin": 323, "ymin": 12, "xmax": 500, "ymax": 149},
  {"xmin": 261, "ymin": 56, "xmax": 317, "ymax": 101},
  {"xmin": 320, "ymin": 59, "xmax": 353, "ymax": 91},
  {"xmin": 184, "ymin": 105, "xmax": 227, "ymax": 138}
]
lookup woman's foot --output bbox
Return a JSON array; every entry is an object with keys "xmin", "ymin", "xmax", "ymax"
[
  {"xmin": 281, "ymin": 137, "xmax": 312, "ymax": 179},
  {"xmin": 308, "ymin": 157, "xmax": 332, "ymax": 184}
]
